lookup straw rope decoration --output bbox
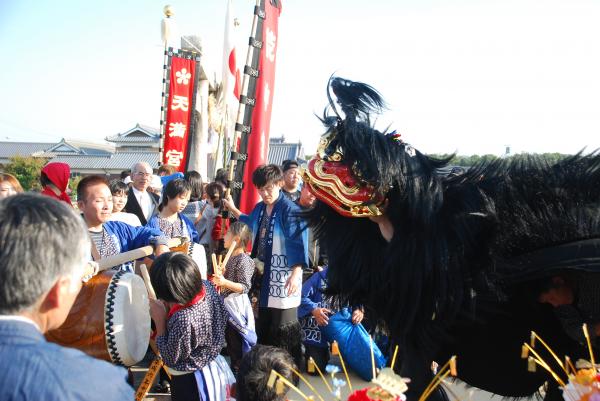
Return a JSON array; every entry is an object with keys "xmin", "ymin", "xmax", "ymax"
[
  {"xmin": 284, "ymin": 363, "xmax": 326, "ymax": 401},
  {"xmin": 418, "ymin": 356, "xmax": 458, "ymax": 401},
  {"xmin": 519, "ymin": 325, "xmax": 600, "ymax": 398}
]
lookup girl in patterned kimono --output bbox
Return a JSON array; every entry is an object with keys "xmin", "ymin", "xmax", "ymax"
[
  {"xmin": 212, "ymin": 221, "xmax": 256, "ymax": 374},
  {"xmin": 223, "ymin": 164, "xmax": 308, "ymax": 367},
  {"xmin": 149, "ymin": 252, "xmax": 235, "ymax": 401},
  {"xmin": 147, "ymin": 178, "xmax": 207, "ymax": 278},
  {"xmin": 147, "ymin": 178, "xmax": 200, "ymax": 243}
]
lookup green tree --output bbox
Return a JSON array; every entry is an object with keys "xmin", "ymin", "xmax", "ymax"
[
  {"xmin": 68, "ymin": 175, "xmax": 83, "ymax": 201},
  {"xmin": 4, "ymin": 156, "xmax": 48, "ymax": 191}
]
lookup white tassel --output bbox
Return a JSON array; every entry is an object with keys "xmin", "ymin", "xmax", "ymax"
[
  {"xmin": 161, "ymin": 5, "xmax": 176, "ymax": 44},
  {"xmin": 161, "ymin": 18, "xmax": 173, "ymax": 44}
]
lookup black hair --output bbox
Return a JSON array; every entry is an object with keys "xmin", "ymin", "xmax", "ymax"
[
  {"xmin": 77, "ymin": 175, "xmax": 110, "ymax": 201},
  {"xmin": 0, "ymin": 193, "xmax": 89, "ymax": 314},
  {"xmin": 302, "ymin": 77, "xmax": 600, "ymax": 398},
  {"xmin": 120, "ymin": 170, "xmax": 130, "ymax": 180},
  {"xmin": 40, "ymin": 172, "xmax": 52, "ymax": 188},
  {"xmin": 205, "ymin": 182, "xmax": 224, "ymax": 208},
  {"xmin": 184, "ymin": 170, "xmax": 204, "ymax": 202},
  {"xmin": 109, "ymin": 179, "xmax": 129, "ymax": 196},
  {"xmin": 252, "ymin": 164, "xmax": 283, "ymax": 189},
  {"xmin": 282, "ymin": 159, "xmax": 299, "ymax": 173},
  {"xmin": 214, "ymin": 168, "xmax": 228, "ymax": 187},
  {"xmin": 158, "ymin": 178, "xmax": 191, "ymax": 212},
  {"xmin": 228, "ymin": 221, "xmax": 252, "ymax": 249},
  {"xmin": 236, "ymin": 345, "xmax": 298, "ymax": 401},
  {"xmin": 149, "ymin": 252, "xmax": 203, "ymax": 304}
]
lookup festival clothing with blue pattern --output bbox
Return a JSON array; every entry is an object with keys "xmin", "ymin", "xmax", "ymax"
[
  {"xmin": 90, "ymin": 220, "xmax": 167, "ymax": 273},
  {"xmin": 156, "ymin": 281, "xmax": 227, "ymax": 371},
  {"xmin": 146, "ymin": 212, "xmax": 200, "ymax": 244},
  {"xmin": 239, "ymin": 192, "xmax": 307, "ymax": 309}
]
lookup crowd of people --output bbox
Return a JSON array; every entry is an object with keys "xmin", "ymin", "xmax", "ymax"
[{"xmin": 0, "ymin": 158, "xmax": 374, "ymax": 401}]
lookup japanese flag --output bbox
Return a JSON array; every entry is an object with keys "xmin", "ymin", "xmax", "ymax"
[{"xmin": 222, "ymin": 0, "xmax": 241, "ymax": 109}]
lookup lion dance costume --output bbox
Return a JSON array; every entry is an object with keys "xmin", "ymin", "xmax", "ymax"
[{"xmin": 302, "ymin": 77, "xmax": 600, "ymax": 401}]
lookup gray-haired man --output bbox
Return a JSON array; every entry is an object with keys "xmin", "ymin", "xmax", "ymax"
[
  {"xmin": 124, "ymin": 161, "xmax": 160, "ymax": 225},
  {"xmin": 0, "ymin": 194, "xmax": 133, "ymax": 400}
]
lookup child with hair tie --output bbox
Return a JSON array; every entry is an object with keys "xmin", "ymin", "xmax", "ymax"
[
  {"xmin": 149, "ymin": 252, "xmax": 235, "ymax": 401},
  {"xmin": 213, "ymin": 221, "xmax": 257, "ymax": 374}
]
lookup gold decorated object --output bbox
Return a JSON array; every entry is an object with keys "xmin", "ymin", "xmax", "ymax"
[
  {"xmin": 371, "ymin": 368, "xmax": 411, "ymax": 397},
  {"xmin": 307, "ymin": 357, "xmax": 316, "ymax": 373},
  {"xmin": 527, "ymin": 357, "xmax": 537, "ymax": 372},
  {"xmin": 163, "ymin": 5, "xmax": 174, "ymax": 17},
  {"xmin": 331, "ymin": 341, "xmax": 340, "ymax": 356},
  {"xmin": 366, "ymin": 387, "xmax": 401, "ymax": 401},
  {"xmin": 302, "ymin": 159, "xmax": 384, "ymax": 218},
  {"xmin": 521, "ymin": 344, "xmax": 529, "ymax": 359},
  {"xmin": 267, "ymin": 370, "xmax": 277, "ymax": 388},
  {"xmin": 275, "ymin": 379, "xmax": 286, "ymax": 395},
  {"xmin": 449, "ymin": 356, "xmax": 457, "ymax": 377},
  {"xmin": 317, "ymin": 129, "xmax": 343, "ymax": 162}
]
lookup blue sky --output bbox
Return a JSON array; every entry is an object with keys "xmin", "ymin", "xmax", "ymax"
[{"xmin": 1, "ymin": 0, "xmax": 599, "ymax": 156}]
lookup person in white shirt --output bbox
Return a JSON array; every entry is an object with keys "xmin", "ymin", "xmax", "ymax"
[
  {"xmin": 108, "ymin": 180, "xmax": 141, "ymax": 227},
  {"xmin": 124, "ymin": 161, "xmax": 159, "ymax": 225}
]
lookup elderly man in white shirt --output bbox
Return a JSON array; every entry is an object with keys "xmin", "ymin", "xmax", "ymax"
[{"xmin": 124, "ymin": 161, "xmax": 159, "ymax": 225}]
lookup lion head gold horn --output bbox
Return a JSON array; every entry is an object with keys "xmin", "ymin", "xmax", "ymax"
[{"xmin": 302, "ymin": 157, "xmax": 384, "ymax": 218}]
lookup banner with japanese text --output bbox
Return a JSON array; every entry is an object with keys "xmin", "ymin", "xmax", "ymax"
[
  {"xmin": 162, "ymin": 55, "xmax": 197, "ymax": 172},
  {"xmin": 238, "ymin": 0, "xmax": 282, "ymax": 214}
]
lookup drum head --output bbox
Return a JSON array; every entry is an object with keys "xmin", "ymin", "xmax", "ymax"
[
  {"xmin": 104, "ymin": 271, "xmax": 150, "ymax": 366},
  {"xmin": 188, "ymin": 242, "xmax": 207, "ymax": 280}
]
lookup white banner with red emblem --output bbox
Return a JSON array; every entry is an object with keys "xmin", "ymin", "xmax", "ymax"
[{"xmin": 162, "ymin": 54, "xmax": 197, "ymax": 172}]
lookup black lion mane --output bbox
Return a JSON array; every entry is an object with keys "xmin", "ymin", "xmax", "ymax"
[{"xmin": 304, "ymin": 77, "xmax": 600, "ymax": 379}]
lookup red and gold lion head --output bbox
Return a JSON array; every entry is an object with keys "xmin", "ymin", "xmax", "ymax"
[{"xmin": 302, "ymin": 129, "xmax": 385, "ymax": 218}]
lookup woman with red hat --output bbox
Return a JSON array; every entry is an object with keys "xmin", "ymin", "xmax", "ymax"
[{"xmin": 40, "ymin": 162, "xmax": 72, "ymax": 206}]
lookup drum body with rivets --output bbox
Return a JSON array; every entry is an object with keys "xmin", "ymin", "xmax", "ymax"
[{"xmin": 46, "ymin": 270, "xmax": 150, "ymax": 366}]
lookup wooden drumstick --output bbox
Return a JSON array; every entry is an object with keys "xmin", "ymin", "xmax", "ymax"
[
  {"xmin": 221, "ymin": 240, "xmax": 237, "ymax": 271},
  {"xmin": 97, "ymin": 237, "xmax": 184, "ymax": 272},
  {"xmin": 139, "ymin": 264, "xmax": 157, "ymax": 301},
  {"xmin": 211, "ymin": 253, "xmax": 219, "ymax": 275},
  {"xmin": 139, "ymin": 264, "xmax": 172, "ymax": 379}
]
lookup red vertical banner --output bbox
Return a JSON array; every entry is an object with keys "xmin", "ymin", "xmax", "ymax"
[
  {"xmin": 162, "ymin": 56, "xmax": 196, "ymax": 172},
  {"xmin": 238, "ymin": 0, "xmax": 282, "ymax": 214}
]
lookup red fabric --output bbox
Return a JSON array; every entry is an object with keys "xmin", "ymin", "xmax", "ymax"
[
  {"xmin": 347, "ymin": 388, "xmax": 400, "ymax": 401},
  {"xmin": 228, "ymin": 49, "xmax": 240, "ymax": 99},
  {"xmin": 167, "ymin": 287, "xmax": 206, "ymax": 318},
  {"xmin": 41, "ymin": 162, "xmax": 72, "ymax": 206},
  {"xmin": 305, "ymin": 158, "xmax": 384, "ymax": 217},
  {"xmin": 238, "ymin": 0, "xmax": 282, "ymax": 214},
  {"xmin": 162, "ymin": 55, "xmax": 197, "ymax": 172},
  {"xmin": 211, "ymin": 215, "xmax": 230, "ymax": 241}
]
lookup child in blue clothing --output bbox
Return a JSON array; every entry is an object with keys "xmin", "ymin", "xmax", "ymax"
[
  {"xmin": 147, "ymin": 179, "xmax": 207, "ymax": 277},
  {"xmin": 149, "ymin": 252, "xmax": 234, "ymax": 401},
  {"xmin": 77, "ymin": 175, "xmax": 170, "ymax": 272},
  {"xmin": 147, "ymin": 179, "xmax": 200, "ymax": 243},
  {"xmin": 298, "ymin": 267, "xmax": 364, "ymax": 373}
]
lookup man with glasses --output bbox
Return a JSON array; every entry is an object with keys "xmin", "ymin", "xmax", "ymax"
[
  {"xmin": 124, "ymin": 161, "xmax": 160, "ymax": 225},
  {"xmin": 0, "ymin": 193, "xmax": 133, "ymax": 400},
  {"xmin": 224, "ymin": 164, "xmax": 307, "ymax": 367}
]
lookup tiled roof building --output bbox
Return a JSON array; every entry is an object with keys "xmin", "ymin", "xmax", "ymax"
[{"xmin": 1, "ymin": 125, "xmax": 305, "ymax": 179}]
